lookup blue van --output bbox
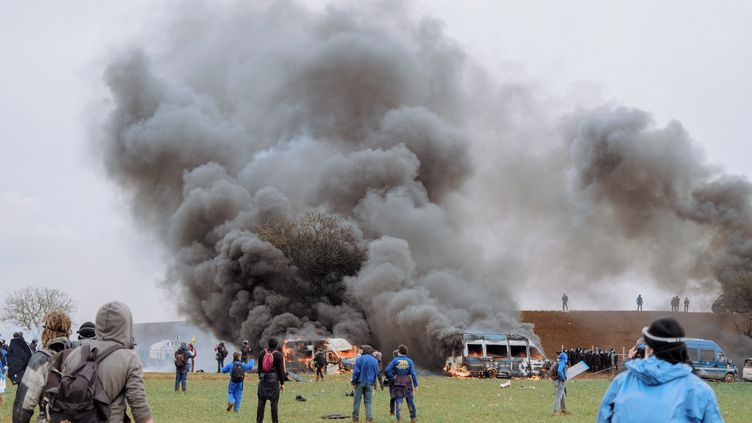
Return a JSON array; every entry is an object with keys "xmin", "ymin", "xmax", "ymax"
[{"xmin": 684, "ymin": 338, "xmax": 737, "ymax": 382}]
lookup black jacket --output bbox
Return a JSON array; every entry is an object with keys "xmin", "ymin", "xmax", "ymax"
[{"xmin": 7, "ymin": 336, "xmax": 32, "ymax": 385}]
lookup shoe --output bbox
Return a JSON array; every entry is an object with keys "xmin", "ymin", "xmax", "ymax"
[
  {"xmin": 561, "ymin": 410, "xmax": 572, "ymax": 415},
  {"xmin": 552, "ymin": 411, "xmax": 560, "ymax": 416},
  {"xmin": 411, "ymin": 418, "xmax": 418, "ymax": 423},
  {"xmin": 226, "ymin": 402, "xmax": 234, "ymax": 412},
  {"xmin": 352, "ymin": 417, "xmax": 359, "ymax": 423}
]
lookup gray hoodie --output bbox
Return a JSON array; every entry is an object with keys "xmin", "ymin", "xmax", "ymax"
[{"xmin": 63, "ymin": 301, "xmax": 152, "ymax": 423}]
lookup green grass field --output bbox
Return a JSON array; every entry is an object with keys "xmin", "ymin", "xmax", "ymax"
[{"xmin": 2, "ymin": 373, "xmax": 750, "ymax": 422}]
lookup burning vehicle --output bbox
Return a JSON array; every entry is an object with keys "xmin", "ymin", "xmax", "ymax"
[
  {"xmin": 443, "ymin": 332, "xmax": 548, "ymax": 378},
  {"xmin": 283, "ymin": 337, "xmax": 359, "ymax": 374}
]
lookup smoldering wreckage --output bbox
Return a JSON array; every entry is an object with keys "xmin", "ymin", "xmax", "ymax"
[{"xmin": 99, "ymin": 2, "xmax": 752, "ymax": 380}]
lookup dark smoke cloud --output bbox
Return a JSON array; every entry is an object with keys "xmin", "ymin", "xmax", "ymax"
[{"xmin": 98, "ymin": 1, "xmax": 529, "ymax": 369}]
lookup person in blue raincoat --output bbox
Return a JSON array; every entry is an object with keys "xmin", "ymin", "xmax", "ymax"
[
  {"xmin": 385, "ymin": 344, "xmax": 418, "ymax": 423},
  {"xmin": 597, "ymin": 318, "xmax": 723, "ymax": 422},
  {"xmin": 221, "ymin": 351, "xmax": 255, "ymax": 412},
  {"xmin": 553, "ymin": 351, "xmax": 570, "ymax": 416}
]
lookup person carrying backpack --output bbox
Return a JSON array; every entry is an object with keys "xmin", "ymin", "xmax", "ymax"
[
  {"xmin": 12, "ymin": 310, "xmax": 73, "ymax": 423},
  {"xmin": 256, "ymin": 338, "xmax": 285, "ymax": 423},
  {"xmin": 221, "ymin": 351, "xmax": 255, "ymax": 412},
  {"xmin": 174, "ymin": 342, "xmax": 194, "ymax": 393},
  {"xmin": 7, "ymin": 332, "xmax": 32, "ymax": 386},
  {"xmin": 314, "ymin": 348, "xmax": 327, "ymax": 381},
  {"xmin": 551, "ymin": 351, "xmax": 571, "ymax": 416},
  {"xmin": 57, "ymin": 301, "xmax": 153, "ymax": 423},
  {"xmin": 215, "ymin": 342, "xmax": 229, "ymax": 373}
]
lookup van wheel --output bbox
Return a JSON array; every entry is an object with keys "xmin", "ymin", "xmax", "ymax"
[
  {"xmin": 724, "ymin": 373, "xmax": 735, "ymax": 383},
  {"xmin": 487, "ymin": 368, "xmax": 498, "ymax": 379},
  {"xmin": 540, "ymin": 371, "xmax": 550, "ymax": 380}
]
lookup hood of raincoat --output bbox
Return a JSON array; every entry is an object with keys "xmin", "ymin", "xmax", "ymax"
[
  {"xmin": 626, "ymin": 355, "xmax": 692, "ymax": 386},
  {"xmin": 95, "ymin": 301, "xmax": 135, "ymax": 348},
  {"xmin": 558, "ymin": 352, "xmax": 567, "ymax": 361}
]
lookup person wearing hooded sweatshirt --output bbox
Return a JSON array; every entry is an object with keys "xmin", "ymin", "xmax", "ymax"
[
  {"xmin": 12, "ymin": 310, "xmax": 73, "ymax": 423},
  {"xmin": 7, "ymin": 332, "xmax": 32, "ymax": 386},
  {"xmin": 174, "ymin": 342, "xmax": 194, "ymax": 392},
  {"xmin": 61, "ymin": 301, "xmax": 153, "ymax": 423},
  {"xmin": 597, "ymin": 318, "xmax": 723, "ymax": 422},
  {"xmin": 552, "ymin": 351, "xmax": 570, "ymax": 416},
  {"xmin": 221, "ymin": 351, "xmax": 255, "ymax": 412}
]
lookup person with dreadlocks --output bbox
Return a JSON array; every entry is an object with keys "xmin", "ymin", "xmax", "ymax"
[
  {"xmin": 12, "ymin": 310, "xmax": 73, "ymax": 423},
  {"xmin": 597, "ymin": 318, "xmax": 723, "ymax": 422}
]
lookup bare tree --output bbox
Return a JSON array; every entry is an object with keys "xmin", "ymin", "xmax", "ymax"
[
  {"xmin": 0, "ymin": 286, "xmax": 76, "ymax": 332},
  {"xmin": 256, "ymin": 211, "xmax": 367, "ymax": 304}
]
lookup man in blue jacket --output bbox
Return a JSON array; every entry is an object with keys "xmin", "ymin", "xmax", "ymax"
[
  {"xmin": 221, "ymin": 351, "xmax": 255, "ymax": 412},
  {"xmin": 553, "ymin": 351, "xmax": 570, "ymax": 416},
  {"xmin": 385, "ymin": 344, "xmax": 418, "ymax": 423},
  {"xmin": 597, "ymin": 318, "xmax": 722, "ymax": 422},
  {"xmin": 351, "ymin": 345, "xmax": 379, "ymax": 423}
]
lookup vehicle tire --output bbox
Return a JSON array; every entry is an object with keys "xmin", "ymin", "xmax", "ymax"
[
  {"xmin": 487, "ymin": 368, "xmax": 498, "ymax": 379},
  {"xmin": 724, "ymin": 373, "xmax": 735, "ymax": 383},
  {"xmin": 540, "ymin": 371, "xmax": 550, "ymax": 380}
]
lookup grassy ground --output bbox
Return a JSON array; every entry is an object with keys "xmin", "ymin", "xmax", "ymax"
[{"xmin": 1, "ymin": 373, "xmax": 750, "ymax": 422}]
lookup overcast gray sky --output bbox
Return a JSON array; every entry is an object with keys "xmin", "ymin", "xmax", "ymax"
[{"xmin": 1, "ymin": 0, "xmax": 750, "ymax": 324}]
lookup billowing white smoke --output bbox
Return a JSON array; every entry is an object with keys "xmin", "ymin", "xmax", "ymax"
[{"xmin": 98, "ymin": 1, "xmax": 531, "ymax": 368}]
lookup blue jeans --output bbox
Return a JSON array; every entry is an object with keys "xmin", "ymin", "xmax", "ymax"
[
  {"xmin": 553, "ymin": 380, "xmax": 567, "ymax": 412},
  {"xmin": 352, "ymin": 382, "xmax": 374, "ymax": 420},
  {"xmin": 175, "ymin": 372, "xmax": 187, "ymax": 391},
  {"xmin": 395, "ymin": 395, "xmax": 416, "ymax": 420},
  {"xmin": 228, "ymin": 381, "xmax": 243, "ymax": 411}
]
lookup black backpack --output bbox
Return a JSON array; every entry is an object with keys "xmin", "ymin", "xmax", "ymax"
[
  {"xmin": 549, "ymin": 360, "xmax": 559, "ymax": 380},
  {"xmin": 46, "ymin": 344, "xmax": 123, "ymax": 423},
  {"xmin": 230, "ymin": 362, "xmax": 245, "ymax": 383}
]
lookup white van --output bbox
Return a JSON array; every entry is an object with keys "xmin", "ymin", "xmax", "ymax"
[{"xmin": 743, "ymin": 358, "xmax": 752, "ymax": 382}]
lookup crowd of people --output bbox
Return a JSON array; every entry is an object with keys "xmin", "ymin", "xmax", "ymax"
[
  {"xmin": 2, "ymin": 301, "xmax": 153, "ymax": 423},
  {"xmin": 562, "ymin": 347, "xmax": 619, "ymax": 373},
  {"xmin": 0, "ymin": 306, "xmax": 725, "ymax": 423}
]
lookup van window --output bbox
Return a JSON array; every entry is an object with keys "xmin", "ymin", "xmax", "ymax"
[
  {"xmin": 688, "ymin": 348, "xmax": 699, "ymax": 361},
  {"xmin": 467, "ymin": 343, "xmax": 483, "ymax": 357},
  {"xmin": 486, "ymin": 344, "xmax": 507, "ymax": 358},
  {"xmin": 510, "ymin": 345, "xmax": 527, "ymax": 358},
  {"xmin": 699, "ymin": 349, "xmax": 715, "ymax": 362}
]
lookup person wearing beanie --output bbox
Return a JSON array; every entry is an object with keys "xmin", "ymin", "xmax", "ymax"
[
  {"xmin": 597, "ymin": 318, "xmax": 723, "ymax": 422},
  {"xmin": 12, "ymin": 310, "xmax": 73, "ymax": 422},
  {"xmin": 77, "ymin": 321, "xmax": 96, "ymax": 340}
]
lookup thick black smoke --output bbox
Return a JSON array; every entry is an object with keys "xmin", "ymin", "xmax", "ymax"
[{"xmin": 98, "ymin": 1, "xmax": 531, "ymax": 368}]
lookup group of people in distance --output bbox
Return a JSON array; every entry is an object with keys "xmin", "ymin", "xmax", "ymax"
[
  {"xmin": 4, "ymin": 301, "xmax": 154, "ymax": 423},
  {"xmin": 552, "ymin": 317, "xmax": 723, "ymax": 422},
  {"xmin": 562, "ymin": 293, "xmax": 692, "ymax": 312}
]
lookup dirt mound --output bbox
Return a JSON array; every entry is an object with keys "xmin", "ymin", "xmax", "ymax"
[{"xmin": 520, "ymin": 310, "xmax": 750, "ymax": 363}]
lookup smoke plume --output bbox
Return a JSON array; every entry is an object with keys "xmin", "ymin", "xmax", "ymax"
[
  {"xmin": 98, "ymin": 1, "xmax": 530, "ymax": 368},
  {"xmin": 98, "ymin": 1, "xmax": 752, "ymax": 368}
]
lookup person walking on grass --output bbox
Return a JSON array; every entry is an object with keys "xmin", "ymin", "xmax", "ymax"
[
  {"xmin": 174, "ymin": 342, "xmax": 194, "ymax": 393},
  {"xmin": 552, "ymin": 351, "xmax": 571, "ymax": 416},
  {"xmin": 351, "ymin": 345, "xmax": 379, "ymax": 423},
  {"xmin": 684, "ymin": 297, "xmax": 690, "ymax": 312},
  {"xmin": 562, "ymin": 293, "xmax": 569, "ymax": 311},
  {"xmin": 636, "ymin": 294, "xmax": 643, "ymax": 311},
  {"xmin": 385, "ymin": 344, "xmax": 418, "ymax": 423},
  {"xmin": 597, "ymin": 318, "xmax": 722, "ymax": 422},
  {"xmin": 257, "ymin": 338, "xmax": 285, "ymax": 423},
  {"xmin": 221, "ymin": 351, "xmax": 255, "ymax": 413},
  {"xmin": 314, "ymin": 347, "xmax": 327, "ymax": 381}
]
